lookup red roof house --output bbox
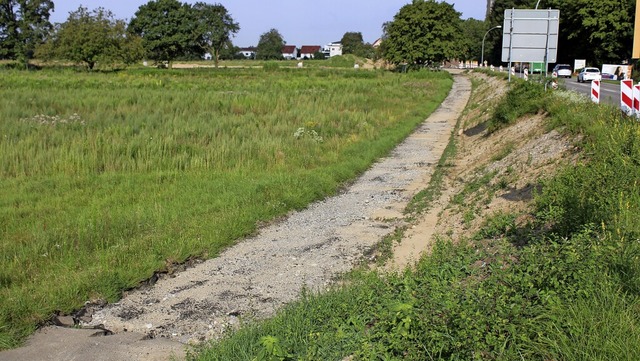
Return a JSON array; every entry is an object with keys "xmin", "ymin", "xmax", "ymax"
[
  {"xmin": 299, "ymin": 45, "xmax": 322, "ymax": 59},
  {"xmin": 281, "ymin": 45, "xmax": 297, "ymax": 59}
]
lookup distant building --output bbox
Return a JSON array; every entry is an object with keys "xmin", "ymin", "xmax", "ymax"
[
  {"xmin": 372, "ymin": 38, "xmax": 382, "ymax": 48},
  {"xmin": 299, "ymin": 45, "xmax": 322, "ymax": 59},
  {"xmin": 282, "ymin": 45, "xmax": 297, "ymax": 60},
  {"xmin": 238, "ymin": 47, "xmax": 256, "ymax": 59},
  {"xmin": 323, "ymin": 42, "xmax": 343, "ymax": 58}
]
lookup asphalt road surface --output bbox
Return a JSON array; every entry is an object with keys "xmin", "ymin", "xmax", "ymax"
[{"xmin": 560, "ymin": 77, "xmax": 622, "ymax": 107}]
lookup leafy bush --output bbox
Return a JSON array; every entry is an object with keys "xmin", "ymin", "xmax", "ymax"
[
  {"xmin": 324, "ymin": 55, "xmax": 356, "ymax": 68},
  {"xmin": 489, "ymin": 80, "xmax": 547, "ymax": 132}
]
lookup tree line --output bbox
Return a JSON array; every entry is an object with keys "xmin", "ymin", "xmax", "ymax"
[{"xmin": 0, "ymin": 0, "xmax": 635, "ymax": 70}]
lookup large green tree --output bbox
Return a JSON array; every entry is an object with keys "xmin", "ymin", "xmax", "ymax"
[
  {"xmin": 340, "ymin": 31, "xmax": 375, "ymax": 58},
  {"xmin": 461, "ymin": 18, "xmax": 488, "ymax": 63},
  {"xmin": 546, "ymin": 0, "xmax": 634, "ymax": 65},
  {"xmin": 382, "ymin": 0, "xmax": 464, "ymax": 66},
  {"xmin": 256, "ymin": 28, "xmax": 284, "ymax": 60},
  {"xmin": 0, "ymin": 0, "xmax": 53, "ymax": 65},
  {"xmin": 37, "ymin": 6, "xmax": 143, "ymax": 70},
  {"xmin": 192, "ymin": 2, "xmax": 239, "ymax": 68},
  {"xmin": 128, "ymin": 0, "xmax": 200, "ymax": 67},
  {"xmin": 341, "ymin": 31, "xmax": 364, "ymax": 54}
]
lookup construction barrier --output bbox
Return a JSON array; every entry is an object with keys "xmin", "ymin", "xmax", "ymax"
[
  {"xmin": 591, "ymin": 80, "xmax": 600, "ymax": 104},
  {"xmin": 635, "ymin": 84, "xmax": 640, "ymax": 119},
  {"xmin": 621, "ymin": 79, "xmax": 634, "ymax": 115}
]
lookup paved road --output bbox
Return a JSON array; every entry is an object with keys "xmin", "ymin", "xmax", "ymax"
[
  {"xmin": 561, "ymin": 77, "xmax": 622, "ymax": 107},
  {"xmin": 506, "ymin": 71, "xmax": 624, "ymax": 108}
]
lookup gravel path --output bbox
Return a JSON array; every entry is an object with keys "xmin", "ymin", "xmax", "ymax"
[{"xmin": 0, "ymin": 71, "xmax": 470, "ymax": 361}]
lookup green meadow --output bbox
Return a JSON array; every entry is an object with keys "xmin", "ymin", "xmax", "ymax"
[{"xmin": 0, "ymin": 67, "xmax": 452, "ymax": 348}]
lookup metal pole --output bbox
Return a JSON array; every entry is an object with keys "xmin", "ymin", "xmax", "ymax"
[
  {"xmin": 508, "ymin": 8, "xmax": 515, "ymax": 82},
  {"xmin": 481, "ymin": 25, "xmax": 502, "ymax": 67},
  {"xmin": 544, "ymin": 9, "xmax": 550, "ymax": 78}
]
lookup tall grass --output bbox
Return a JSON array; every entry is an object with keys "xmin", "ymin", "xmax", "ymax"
[
  {"xmin": 195, "ymin": 79, "xmax": 640, "ymax": 360},
  {"xmin": 0, "ymin": 67, "xmax": 452, "ymax": 348}
]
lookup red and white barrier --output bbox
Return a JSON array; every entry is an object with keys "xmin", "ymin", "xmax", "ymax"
[
  {"xmin": 621, "ymin": 79, "xmax": 634, "ymax": 115},
  {"xmin": 634, "ymin": 84, "xmax": 640, "ymax": 119},
  {"xmin": 591, "ymin": 80, "xmax": 600, "ymax": 104}
]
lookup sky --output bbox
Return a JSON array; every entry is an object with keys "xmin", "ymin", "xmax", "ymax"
[{"xmin": 49, "ymin": 1, "xmax": 486, "ymax": 48}]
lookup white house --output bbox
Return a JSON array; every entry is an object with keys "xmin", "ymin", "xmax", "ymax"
[
  {"xmin": 299, "ymin": 45, "xmax": 322, "ymax": 59},
  {"xmin": 238, "ymin": 47, "xmax": 256, "ymax": 59},
  {"xmin": 323, "ymin": 42, "xmax": 343, "ymax": 58},
  {"xmin": 282, "ymin": 45, "xmax": 297, "ymax": 60}
]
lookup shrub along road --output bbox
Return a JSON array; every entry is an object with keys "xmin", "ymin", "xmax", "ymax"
[{"xmin": 0, "ymin": 70, "xmax": 470, "ymax": 361}]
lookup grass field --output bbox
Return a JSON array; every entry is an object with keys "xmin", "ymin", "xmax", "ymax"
[{"xmin": 0, "ymin": 66, "xmax": 452, "ymax": 348}]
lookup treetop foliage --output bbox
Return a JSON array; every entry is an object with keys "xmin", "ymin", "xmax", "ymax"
[
  {"xmin": 0, "ymin": 0, "xmax": 54, "ymax": 64},
  {"xmin": 486, "ymin": 0, "xmax": 635, "ymax": 66},
  {"xmin": 192, "ymin": 2, "xmax": 239, "ymax": 67},
  {"xmin": 128, "ymin": 0, "xmax": 201, "ymax": 66},
  {"xmin": 382, "ymin": 0, "xmax": 464, "ymax": 66},
  {"xmin": 256, "ymin": 28, "xmax": 285, "ymax": 60},
  {"xmin": 36, "ymin": 6, "xmax": 143, "ymax": 70}
]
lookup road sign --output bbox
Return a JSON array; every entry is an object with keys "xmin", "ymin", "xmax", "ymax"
[
  {"xmin": 591, "ymin": 80, "xmax": 600, "ymax": 104},
  {"xmin": 502, "ymin": 9, "xmax": 560, "ymax": 63}
]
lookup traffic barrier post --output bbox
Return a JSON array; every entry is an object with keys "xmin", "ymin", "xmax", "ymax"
[
  {"xmin": 621, "ymin": 79, "xmax": 634, "ymax": 116},
  {"xmin": 634, "ymin": 84, "xmax": 640, "ymax": 119},
  {"xmin": 591, "ymin": 80, "xmax": 600, "ymax": 104}
]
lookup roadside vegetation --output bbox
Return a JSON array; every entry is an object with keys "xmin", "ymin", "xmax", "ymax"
[
  {"xmin": 0, "ymin": 67, "xmax": 452, "ymax": 349},
  {"xmin": 194, "ymin": 74, "xmax": 640, "ymax": 360}
]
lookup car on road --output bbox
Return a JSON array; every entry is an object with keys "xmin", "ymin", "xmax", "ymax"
[
  {"xmin": 577, "ymin": 67, "xmax": 601, "ymax": 82},
  {"xmin": 553, "ymin": 64, "xmax": 572, "ymax": 78}
]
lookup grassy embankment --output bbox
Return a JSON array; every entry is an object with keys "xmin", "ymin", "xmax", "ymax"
[
  {"xmin": 0, "ymin": 67, "xmax": 452, "ymax": 348},
  {"xmin": 195, "ymin": 76, "xmax": 640, "ymax": 360}
]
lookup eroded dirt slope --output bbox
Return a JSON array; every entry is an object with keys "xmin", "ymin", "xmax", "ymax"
[{"xmin": 388, "ymin": 73, "xmax": 580, "ymax": 269}]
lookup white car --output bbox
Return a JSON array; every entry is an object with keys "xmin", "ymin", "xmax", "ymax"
[
  {"xmin": 553, "ymin": 64, "xmax": 572, "ymax": 78},
  {"xmin": 577, "ymin": 67, "xmax": 601, "ymax": 82}
]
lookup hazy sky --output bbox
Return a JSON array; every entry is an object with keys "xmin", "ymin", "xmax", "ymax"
[{"xmin": 49, "ymin": 1, "xmax": 486, "ymax": 47}]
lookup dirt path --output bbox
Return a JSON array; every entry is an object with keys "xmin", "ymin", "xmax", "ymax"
[{"xmin": 0, "ymin": 70, "xmax": 470, "ymax": 361}]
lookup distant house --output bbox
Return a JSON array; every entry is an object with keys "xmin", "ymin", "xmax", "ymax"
[
  {"xmin": 372, "ymin": 38, "xmax": 382, "ymax": 48},
  {"xmin": 238, "ymin": 47, "xmax": 257, "ymax": 59},
  {"xmin": 323, "ymin": 42, "xmax": 343, "ymax": 58},
  {"xmin": 299, "ymin": 45, "xmax": 322, "ymax": 59},
  {"xmin": 282, "ymin": 45, "xmax": 297, "ymax": 60}
]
